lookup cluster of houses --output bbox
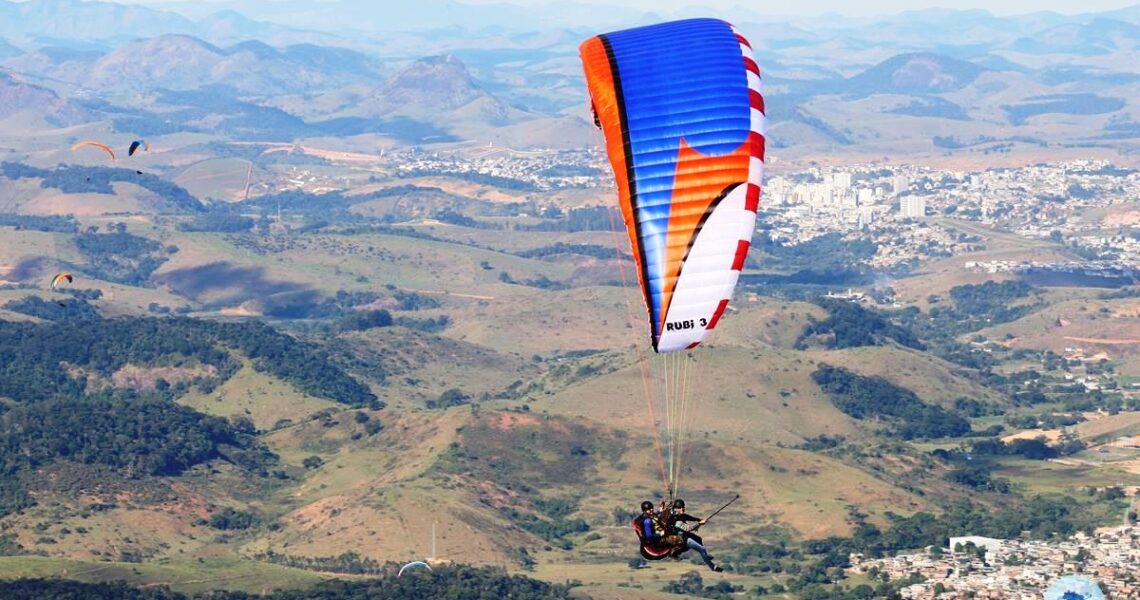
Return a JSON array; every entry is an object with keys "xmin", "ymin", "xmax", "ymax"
[{"xmin": 850, "ymin": 526, "xmax": 1140, "ymax": 598}]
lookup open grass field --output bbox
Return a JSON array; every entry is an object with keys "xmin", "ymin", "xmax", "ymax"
[
  {"xmin": 0, "ymin": 556, "xmax": 325, "ymax": 595},
  {"xmin": 174, "ymin": 158, "xmax": 255, "ymax": 203},
  {"xmin": 178, "ymin": 362, "xmax": 340, "ymax": 431},
  {"xmin": 995, "ymin": 457, "xmax": 1137, "ymax": 497}
]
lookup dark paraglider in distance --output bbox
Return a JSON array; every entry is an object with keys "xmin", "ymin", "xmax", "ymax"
[{"xmin": 128, "ymin": 140, "xmax": 149, "ymax": 157}]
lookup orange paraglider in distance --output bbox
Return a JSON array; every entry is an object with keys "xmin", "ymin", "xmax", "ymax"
[{"xmin": 70, "ymin": 140, "xmax": 116, "ymax": 161}]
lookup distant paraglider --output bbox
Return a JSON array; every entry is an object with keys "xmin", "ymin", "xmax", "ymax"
[
  {"xmin": 128, "ymin": 140, "xmax": 149, "ymax": 157},
  {"xmin": 70, "ymin": 140, "xmax": 115, "ymax": 161},
  {"xmin": 397, "ymin": 561, "xmax": 432, "ymax": 577},
  {"xmin": 50, "ymin": 272, "xmax": 74, "ymax": 307},
  {"xmin": 50, "ymin": 272, "xmax": 73, "ymax": 291}
]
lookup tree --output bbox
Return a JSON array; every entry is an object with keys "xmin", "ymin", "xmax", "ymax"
[{"xmin": 429, "ymin": 388, "xmax": 470, "ymax": 410}]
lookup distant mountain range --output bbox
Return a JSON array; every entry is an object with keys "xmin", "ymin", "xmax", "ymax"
[
  {"xmin": 82, "ymin": 35, "xmax": 385, "ymax": 95},
  {"xmin": 0, "ymin": 0, "xmax": 344, "ymax": 47},
  {"xmin": 343, "ymin": 55, "xmax": 517, "ymax": 126},
  {"xmin": 0, "ymin": 69, "xmax": 88, "ymax": 125},
  {"xmin": 0, "ymin": 0, "xmax": 1138, "ymax": 157}
]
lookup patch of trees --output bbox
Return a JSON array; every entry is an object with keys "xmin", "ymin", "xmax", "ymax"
[
  {"xmin": 3, "ymin": 296, "xmax": 101, "ymax": 321},
  {"xmin": 953, "ymin": 397, "xmax": 1005, "ymax": 417},
  {"xmin": 663, "ymin": 571, "xmax": 742, "ymax": 599},
  {"xmin": 947, "ymin": 280, "xmax": 1035, "ymax": 320},
  {"xmin": 0, "ymin": 566, "xmax": 577, "ymax": 599},
  {"xmin": 519, "ymin": 206, "xmax": 623, "ymax": 232},
  {"xmin": 390, "ymin": 290, "xmax": 441, "ymax": 311},
  {"xmin": 0, "ymin": 397, "xmax": 274, "ymax": 516},
  {"xmin": 0, "ymin": 318, "xmax": 379, "ymax": 408},
  {"xmin": 970, "ymin": 437, "xmax": 1057, "ymax": 459},
  {"xmin": 797, "ymin": 297, "xmax": 924, "ymax": 351},
  {"xmin": 394, "ymin": 315, "xmax": 451, "ymax": 333},
  {"xmin": 0, "ymin": 397, "xmax": 259, "ymax": 476},
  {"xmin": 433, "ymin": 208, "xmax": 482, "ymax": 228},
  {"xmin": 221, "ymin": 189, "xmax": 371, "ymax": 225},
  {"xmin": 797, "ymin": 435, "xmax": 846, "ymax": 452},
  {"xmin": 223, "ymin": 565, "xmax": 575, "ymax": 599},
  {"xmin": 497, "ymin": 508, "xmax": 588, "ymax": 549},
  {"xmin": 209, "ymin": 320, "xmax": 380, "ymax": 407},
  {"xmin": 208, "ymin": 507, "xmax": 260, "ymax": 530},
  {"xmin": 255, "ymin": 288, "xmax": 440, "ymax": 322},
  {"xmin": 893, "ymin": 281, "xmax": 1040, "ymax": 369},
  {"xmin": 904, "ymin": 280, "xmax": 1040, "ymax": 347},
  {"xmin": 178, "ymin": 214, "xmax": 255, "ymax": 233},
  {"xmin": 973, "ymin": 432, "xmax": 1085, "ymax": 458},
  {"xmin": 435, "ymin": 417, "xmax": 619, "ymax": 493},
  {"xmin": 0, "ymin": 213, "xmax": 78, "ymax": 233},
  {"xmin": 337, "ymin": 309, "xmax": 393, "ymax": 332},
  {"xmin": 498, "ymin": 272, "xmax": 569, "ymax": 291},
  {"xmin": 944, "ymin": 464, "xmax": 1012, "ymax": 493},
  {"xmin": 516, "ymin": 243, "xmax": 626, "ymax": 260},
  {"xmin": 0, "ymin": 579, "xmax": 184, "ymax": 600},
  {"xmin": 75, "ymin": 232, "xmax": 171, "ymax": 286},
  {"xmin": 253, "ymin": 550, "xmax": 384, "ymax": 575},
  {"xmin": 752, "ymin": 232, "xmax": 875, "ymax": 277},
  {"xmin": 0, "ymin": 318, "xmax": 237, "ymax": 403},
  {"xmin": 0, "ymin": 162, "xmax": 204, "ymax": 213},
  {"xmin": 811, "ymin": 365, "xmax": 971, "ymax": 439},
  {"xmin": 428, "ymin": 388, "xmax": 470, "ymax": 410},
  {"xmin": 1005, "ymin": 412, "xmax": 1083, "ymax": 429}
]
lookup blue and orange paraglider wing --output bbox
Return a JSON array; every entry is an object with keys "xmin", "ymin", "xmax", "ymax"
[{"xmin": 580, "ymin": 19, "xmax": 765, "ymax": 353}]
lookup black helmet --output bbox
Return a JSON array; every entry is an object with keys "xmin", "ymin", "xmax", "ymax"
[
  {"xmin": 672, "ymin": 499, "xmax": 685, "ymax": 509},
  {"xmin": 641, "ymin": 501, "xmax": 654, "ymax": 512}
]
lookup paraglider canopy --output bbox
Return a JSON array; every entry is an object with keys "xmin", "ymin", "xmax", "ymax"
[
  {"xmin": 50, "ymin": 272, "xmax": 73, "ymax": 291},
  {"xmin": 70, "ymin": 140, "xmax": 115, "ymax": 161},
  {"xmin": 397, "ymin": 561, "xmax": 433, "ymax": 577},
  {"xmin": 579, "ymin": 18, "xmax": 765, "ymax": 354},
  {"xmin": 128, "ymin": 140, "xmax": 149, "ymax": 157}
]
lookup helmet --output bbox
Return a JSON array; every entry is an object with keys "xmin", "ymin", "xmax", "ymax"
[
  {"xmin": 641, "ymin": 501, "xmax": 654, "ymax": 512},
  {"xmin": 672, "ymin": 499, "xmax": 685, "ymax": 509}
]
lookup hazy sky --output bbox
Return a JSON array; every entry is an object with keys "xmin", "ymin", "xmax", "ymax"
[
  {"xmin": 52, "ymin": 0, "xmax": 1140, "ymax": 18},
  {"xmin": 461, "ymin": 0, "xmax": 1139, "ymax": 17}
]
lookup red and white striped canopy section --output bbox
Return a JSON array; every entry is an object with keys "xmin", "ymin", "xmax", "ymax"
[{"xmin": 580, "ymin": 18, "xmax": 766, "ymax": 353}]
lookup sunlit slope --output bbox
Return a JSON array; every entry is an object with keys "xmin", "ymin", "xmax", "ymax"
[
  {"xmin": 152, "ymin": 229, "xmax": 578, "ymax": 308},
  {"xmin": 804, "ymin": 345, "xmax": 1003, "ymax": 405},
  {"xmin": 537, "ymin": 345, "xmax": 858, "ymax": 448},
  {"xmin": 178, "ymin": 361, "xmax": 341, "ymax": 431},
  {"xmin": 339, "ymin": 326, "xmax": 537, "ymax": 406}
]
